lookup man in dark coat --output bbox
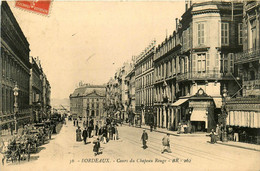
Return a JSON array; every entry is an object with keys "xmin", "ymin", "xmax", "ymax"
[
  {"xmin": 95, "ymin": 124, "xmax": 99, "ymax": 136},
  {"xmin": 141, "ymin": 129, "xmax": 148, "ymax": 149},
  {"xmin": 73, "ymin": 120, "xmax": 75, "ymax": 126},
  {"xmin": 82, "ymin": 127, "xmax": 88, "ymax": 144}
]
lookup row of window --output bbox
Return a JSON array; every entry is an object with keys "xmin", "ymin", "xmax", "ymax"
[
  {"xmin": 155, "ymin": 53, "xmax": 234, "ymax": 81},
  {"xmin": 155, "ymin": 22, "xmax": 243, "ymax": 60},
  {"xmin": 136, "ymin": 88, "xmax": 153, "ymax": 106},
  {"xmin": 1, "ymin": 50, "xmax": 30, "ymax": 90},
  {"xmin": 1, "ymin": 86, "xmax": 29, "ymax": 114},
  {"xmin": 136, "ymin": 56, "xmax": 153, "ymax": 76},
  {"xmin": 135, "ymin": 72, "xmax": 154, "ymax": 90}
]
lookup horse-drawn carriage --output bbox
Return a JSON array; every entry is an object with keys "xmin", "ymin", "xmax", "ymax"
[{"xmin": 1, "ymin": 135, "xmax": 32, "ymax": 165}]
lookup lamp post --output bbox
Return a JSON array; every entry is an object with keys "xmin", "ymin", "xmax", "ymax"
[
  {"xmin": 13, "ymin": 83, "xmax": 19, "ymax": 133},
  {"xmin": 222, "ymin": 84, "xmax": 228, "ymax": 142}
]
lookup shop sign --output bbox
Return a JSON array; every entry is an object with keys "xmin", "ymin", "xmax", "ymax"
[{"xmin": 189, "ymin": 101, "xmax": 211, "ymax": 108}]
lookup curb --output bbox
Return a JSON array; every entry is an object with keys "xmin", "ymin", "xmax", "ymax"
[{"xmin": 216, "ymin": 142, "xmax": 260, "ymax": 152}]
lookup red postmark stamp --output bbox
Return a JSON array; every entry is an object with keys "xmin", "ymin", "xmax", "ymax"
[{"xmin": 15, "ymin": 0, "xmax": 52, "ymax": 15}]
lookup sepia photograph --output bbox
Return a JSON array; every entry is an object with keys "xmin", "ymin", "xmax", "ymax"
[{"xmin": 0, "ymin": 0, "xmax": 260, "ymax": 171}]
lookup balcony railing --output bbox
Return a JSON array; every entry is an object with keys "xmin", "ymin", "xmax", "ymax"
[
  {"xmin": 177, "ymin": 70, "xmax": 228, "ymax": 82},
  {"xmin": 235, "ymin": 47, "xmax": 260, "ymax": 63},
  {"xmin": 243, "ymin": 79, "xmax": 260, "ymax": 89}
]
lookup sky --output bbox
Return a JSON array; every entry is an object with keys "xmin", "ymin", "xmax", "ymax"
[{"xmin": 7, "ymin": 0, "xmax": 185, "ymax": 99}]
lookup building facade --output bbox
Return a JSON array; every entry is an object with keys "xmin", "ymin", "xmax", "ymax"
[
  {"xmin": 135, "ymin": 41, "xmax": 156, "ymax": 126},
  {"xmin": 1, "ymin": 1, "xmax": 31, "ymax": 130},
  {"xmin": 29, "ymin": 57, "xmax": 43, "ymax": 123},
  {"xmin": 125, "ymin": 59, "xmax": 136, "ymax": 125},
  {"xmin": 154, "ymin": 1, "xmax": 243, "ymax": 132},
  {"xmin": 70, "ymin": 84, "xmax": 106, "ymax": 124},
  {"xmin": 226, "ymin": 1, "xmax": 260, "ymax": 144}
]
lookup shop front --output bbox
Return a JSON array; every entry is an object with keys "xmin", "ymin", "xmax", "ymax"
[{"xmin": 226, "ymin": 98, "xmax": 260, "ymax": 144}]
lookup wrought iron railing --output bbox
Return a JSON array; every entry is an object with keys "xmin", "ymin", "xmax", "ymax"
[
  {"xmin": 177, "ymin": 70, "xmax": 225, "ymax": 81},
  {"xmin": 235, "ymin": 47, "xmax": 260, "ymax": 63}
]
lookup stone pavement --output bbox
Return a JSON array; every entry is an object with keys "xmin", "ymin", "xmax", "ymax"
[{"xmin": 124, "ymin": 123, "xmax": 260, "ymax": 152}]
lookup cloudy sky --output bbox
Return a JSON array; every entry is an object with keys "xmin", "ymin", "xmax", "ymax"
[{"xmin": 7, "ymin": 1, "xmax": 185, "ymax": 99}]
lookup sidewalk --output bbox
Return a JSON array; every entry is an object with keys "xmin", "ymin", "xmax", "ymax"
[
  {"xmin": 123, "ymin": 123, "xmax": 260, "ymax": 152},
  {"xmin": 124, "ymin": 123, "xmax": 207, "ymax": 137}
]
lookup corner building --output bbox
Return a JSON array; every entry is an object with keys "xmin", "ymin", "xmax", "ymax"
[{"xmin": 154, "ymin": 1, "xmax": 243, "ymax": 132}]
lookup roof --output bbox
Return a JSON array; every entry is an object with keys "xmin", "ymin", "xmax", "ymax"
[{"xmin": 70, "ymin": 85, "xmax": 106, "ymax": 97}]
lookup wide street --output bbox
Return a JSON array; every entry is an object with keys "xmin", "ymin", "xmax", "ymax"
[{"xmin": 1, "ymin": 119, "xmax": 259, "ymax": 171}]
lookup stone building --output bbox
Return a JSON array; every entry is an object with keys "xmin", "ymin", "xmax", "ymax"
[
  {"xmin": 70, "ymin": 84, "xmax": 106, "ymax": 123},
  {"xmin": 153, "ymin": 1, "xmax": 243, "ymax": 132},
  {"xmin": 135, "ymin": 41, "xmax": 156, "ymax": 126},
  {"xmin": 226, "ymin": 1, "xmax": 260, "ymax": 144},
  {"xmin": 125, "ymin": 58, "xmax": 136, "ymax": 124},
  {"xmin": 0, "ymin": 1, "xmax": 31, "ymax": 130},
  {"xmin": 29, "ymin": 57, "xmax": 43, "ymax": 122}
]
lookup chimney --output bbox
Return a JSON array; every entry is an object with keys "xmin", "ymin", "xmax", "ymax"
[{"xmin": 175, "ymin": 18, "xmax": 178, "ymax": 31}]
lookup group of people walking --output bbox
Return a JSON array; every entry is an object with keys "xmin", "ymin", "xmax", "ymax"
[
  {"xmin": 141, "ymin": 129, "xmax": 172, "ymax": 154},
  {"xmin": 74, "ymin": 119, "xmax": 120, "ymax": 156}
]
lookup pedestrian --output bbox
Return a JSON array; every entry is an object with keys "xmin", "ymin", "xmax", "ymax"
[
  {"xmin": 141, "ymin": 129, "xmax": 148, "ymax": 149},
  {"xmin": 83, "ymin": 121, "xmax": 86, "ymax": 128},
  {"xmin": 76, "ymin": 126, "xmax": 82, "ymax": 142},
  {"xmin": 161, "ymin": 133, "xmax": 172, "ymax": 153},
  {"xmin": 95, "ymin": 124, "xmax": 99, "ymax": 136},
  {"xmin": 93, "ymin": 138, "xmax": 101, "ymax": 156},
  {"xmin": 112, "ymin": 126, "xmax": 116, "ymax": 140},
  {"xmin": 82, "ymin": 127, "xmax": 88, "ymax": 144},
  {"xmin": 109, "ymin": 125, "xmax": 113, "ymax": 140},
  {"xmin": 150, "ymin": 122, "xmax": 153, "ymax": 132},
  {"xmin": 102, "ymin": 127, "xmax": 107, "ymax": 144},
  {"xmin": 88, "ymin": 126, "xmax": 92, "ymax": 138},
  {"xmin": 73, "ymin": 120, "xmax": 75, "ymax": 126},
  {"xmin": 216, "ymin": 124, "xmax": 221, "ymax": 141},
  {"xmin": 115, "ymin": 126, "xmax": 119, "ymax": 140},
  {"xmin": 210, "ymin": 129, "xmax": 216, "ymax": 144},
  {"xmin": 76, "ymin": 120, "xmax": 79, "ymax": 127}
]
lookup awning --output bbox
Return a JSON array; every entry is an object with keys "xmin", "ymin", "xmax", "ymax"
[
  {"xmin": 190, "ymin": 109, "xmax": 207, "ymax": 122},
  {"xmin": 171, "ymin": 99, "xmax": 189, "ymax": 107},
  {"xmin": 227, "ymin": 110, "xmax": 260, "ymax": 128},
  {"xmin": 213, "ymin": 98, "xmax": 222, "ymax": 108}
]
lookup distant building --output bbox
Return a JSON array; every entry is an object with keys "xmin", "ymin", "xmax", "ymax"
[
  {"xmin": 70, "ymin": 84, "xmax": 106, "ymax": 122},
  {"xmin": 0, "ymin": 1, "xmax": 31, "ymax": 130},
  {"xmin": 125, "ymin": 58, "xmax": 136, "ymax": 124}
]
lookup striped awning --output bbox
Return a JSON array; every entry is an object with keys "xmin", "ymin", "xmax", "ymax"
[{"xmin": 227, "ymin": 111, "xmax": 260, "ymax": 128}]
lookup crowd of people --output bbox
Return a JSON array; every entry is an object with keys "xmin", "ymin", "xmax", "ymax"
[{"xmin": 72, "ymin": 118, "xmax": 120, "ymax": 156}]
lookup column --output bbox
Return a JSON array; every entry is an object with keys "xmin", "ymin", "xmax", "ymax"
[
  {"xmin": 168, "ymin": 108, "xmax": 171, "ymax": 129},
  {"xmin": 163, "ymin": 106, "xmax": 167, "ymax": 128},
  {"xmin": 160, "ymin": 107, "xmax": 162, "ymax": 128},
  {"xmin": 157, "ymin": 108, "xmax": 159, "ymax": 127},
  {"xmin": 171, "ymin": 108, "xmax": 174, "ymax": 128}
]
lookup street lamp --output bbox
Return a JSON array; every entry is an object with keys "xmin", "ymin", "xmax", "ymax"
[
  {"xmin": 222, "ymin": 84, "xmax": 228, "ymax": 142},
  {"xmin": 13, "ymin": 83, "xmax": 19, "ymax": 133}
]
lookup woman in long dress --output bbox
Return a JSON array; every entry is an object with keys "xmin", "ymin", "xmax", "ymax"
[{"xmin": 76, "ymin": 127, "xmax": 82, "ymax": 142}]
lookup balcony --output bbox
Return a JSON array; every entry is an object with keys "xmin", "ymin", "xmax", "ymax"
[
  {"xmin": 243, "ymin": 79, "xmax": 260, "ymax": 96},
  {"xmin": 235, "ymin": 48, "xmax": 260, "ymax": 64},
  {"xmin": 177, "ymin": 70, "xmax": 230, "ymax": 82}
]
